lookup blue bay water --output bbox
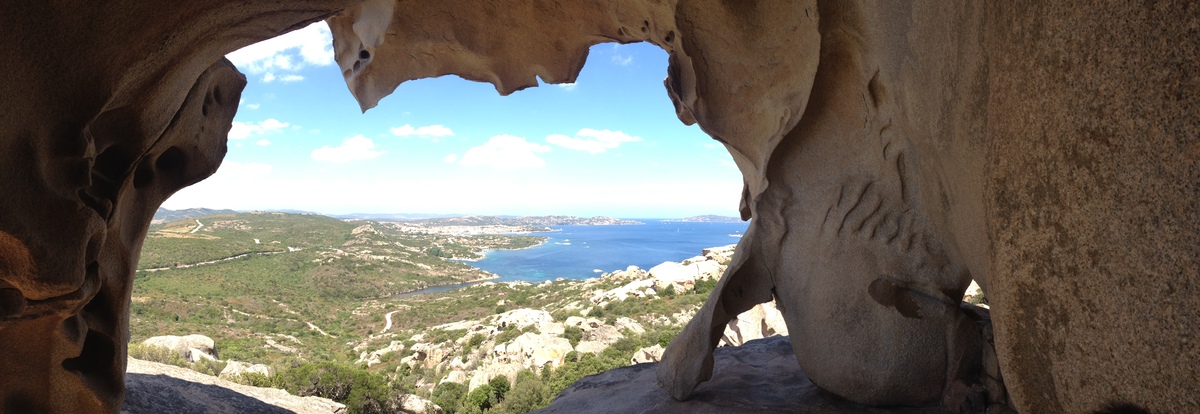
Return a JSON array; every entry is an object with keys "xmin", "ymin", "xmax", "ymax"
[{"xmin": 468, "ymin": 220, "xmax": 749, "ymax": 282}]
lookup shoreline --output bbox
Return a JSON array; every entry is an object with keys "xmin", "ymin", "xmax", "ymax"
[{"xmin": 451, "ymin": 236, "xmax": 551, "ymax": 262}]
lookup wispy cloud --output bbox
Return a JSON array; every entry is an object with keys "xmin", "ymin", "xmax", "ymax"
[
  {"xmin": 391, "ymin": 124, "xmax": 455, "ymax": 142},
  {"xmin": 226, "ymin": 22, "xmax": 334, "ymax": 82},
  {"xmin": 459, "ymin": 135, "xmax": 550, "ymax": 170},
  {"xmin": 556, "ymin": 83, "xmax": 577, "ymax": 91},
  {"xmin": 228, "ymin": 119, "xmax": 289, "ymax": 140},
  {"xmin": 610, "ymin": 45, "xmax": 634, "ymax": 66},
  {"xmin": 311, "ymin": 135, "xmax": 384, "ymax": 163},
  {"xmin": 442, "ymin": 153, "xmax": 459, "ymax": 163},
  {"xmin": 545, "ymin": 128, "xmax": 641, "ymax": 154},
  {"xmin": 255, "ymin": 139, "xmax": 271, "ymax": 146}
]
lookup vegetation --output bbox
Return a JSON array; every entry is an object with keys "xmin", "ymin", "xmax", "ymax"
[
  {"xmin": 131, "ymin": 213, "xmax": 549, "ymax": 365},
  {"xmin": 131, "ymin": 211, "xmax": 730, "ymax": 413}
]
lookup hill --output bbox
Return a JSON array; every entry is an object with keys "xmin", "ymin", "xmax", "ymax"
[
  {"xmin": 132, "ymin": 212, "xmax": 545, "ymax": 369},
  {"xmin": 412, "ymin": 215, "xmax": 642, "ymax": 226},
  {"xmin": 153, "ymin": 207, "xmax": 239, "ymax": 223}
]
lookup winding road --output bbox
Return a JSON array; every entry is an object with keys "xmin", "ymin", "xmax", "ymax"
[{"xmin": 381, "ymin": 310, "xmax": 401, "ymax": 333}]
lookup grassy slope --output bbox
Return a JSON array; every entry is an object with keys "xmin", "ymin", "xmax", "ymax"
[{"xmin": 131, "ymin": 212, "xmax": 545, "ymax": 363}]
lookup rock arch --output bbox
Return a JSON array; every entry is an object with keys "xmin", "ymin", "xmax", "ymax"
[{"xmin": 0, "ymin": 1, "xmax": 1196, "ymax": 413}]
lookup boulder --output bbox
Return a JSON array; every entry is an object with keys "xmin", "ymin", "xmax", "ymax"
[
  {"xmin": 218, "ymin": 361, "xmax": 272, "ymax": 380},
  {"xmin": 493, "ymin": 308, "xmax": 554, "ymax": 331},
  {"xmin": 648, "ymin": 262, "xmax": 697, "ymax": 293},
  {"xmin": 614, "ymin": 317, "xmax": 645, "ymax": 335},
  {"xmin": 505, "ymin": 333, "xmax": 573, "ymax": 369},
  {"xmin": 719, "ymin": 301, "xmax": 788, "ymax": 347},
  {"xmin": 395, "ymin": 394, "xmax": 441, "ymax": 414},
  {"xmin": 467, "ymin": 363, "xmax": 522, "ymax": 391},
  {"xmin": 590, "ymin": 279, "xmax": 657, "ymax": 304},
  {"xmin": 630, "ymin": 345, "xmax": 664, "ymax": 365},
  {"xmin": 701, "ymin": 245, "xmax": 737, "ymax": 263},
  {"xmin": 441, "ymin": 370, "xmax": 467, "ymax": 385},
  {"xmin": 143, "ymin": 335, "xmax": 218, "ymax": 363}
]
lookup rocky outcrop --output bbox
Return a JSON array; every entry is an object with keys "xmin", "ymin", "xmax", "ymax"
[
  {"xmin": 718, "ymin": 301, "xmax": 787, "ymax": 347},
  {"xmin": 1, "ymin": 1, "xmax": 1196, "ymax": 413},
  {"xmin": 124, "ymin": 358, "xmax": 345, "ymax": 414},
  {"xmin": 535, "ymin": 336, "xmax": 949, "ymax": 414},
  {"xmin": 218, "ymin": 361, "xmax": 273, "ymax": 380},
  {"xmin": 630, "ymin": 344, "xmax": 664, "ymax": 365},
  {"xmin": 143, "ymin": 334, "xmax": 219, "ymax": 363}
]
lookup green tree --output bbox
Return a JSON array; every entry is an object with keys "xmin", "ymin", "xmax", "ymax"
[{"xmin": 432, "ymin": 382, "xmax": 467, "ymax": 414}]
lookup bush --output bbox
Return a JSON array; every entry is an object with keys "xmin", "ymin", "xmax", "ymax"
[
  {"xmin": 128, "ymin": 343, "xmax": 188, "ymax": 368},
  {"xmin": 562, "ymin": 326, "xmax": 583, "ymax": 348},
  {"xmin": 271, "ymin": 362, "xmax": 394, "ymax": 414},
  {"xmin": 495, "ymin": 370, "xmax": 549, "ymax": 413},
  {"xmin": 432, "ymin": 382, "xmax": 467, "ymax": 414},
  {"xmin": 190, "ymin": 358, "xmax": 227, "ymax": 376}
]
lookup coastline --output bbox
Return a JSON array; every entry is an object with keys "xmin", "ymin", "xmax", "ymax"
[{"xmin": 451, "ymin": 236, "xmax": 550, "ymax": 262}]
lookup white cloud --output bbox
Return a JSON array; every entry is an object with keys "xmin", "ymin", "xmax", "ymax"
[
  {"xmin": 459, "ymin": 135, "xmax": 550, "ymax": 170},
  {"xmin": 246, "ymin": 103, "xmax": 261, "ymax": 110},
  {"xmin": 311, "ymin": 135, "xmax": 384, "ymax": 163},
  {"xmin": 255, "ymin": 139, "xmax": 271, "ymax": 146},
  {"xmin": 556, "ymin": 83, "xmax": 577, "ymax": 91},
  {"xmin": 280, "ymin": 74, "xmax": 305, "ymax": 83},
  {"xmin": 443, "ymin": 154, "xmax": 459, "ymax": 163},
  {"xmin": 262, "ymin": 73, "xmax": 276, "ymax": 83},
  {"xmin": 226, "ymin": 22, "xmax": 335, "ymax": 76},
  {"xmin": 228, "ymin": 118, "xmax": 290, "ymax": 140},
  {"xmin": 545, "ymin": 128, "xmax": 641, "ymax": 154},
  {"xmin": 391, "ymin": 124, "xmax": 455, "ymax": 142}
]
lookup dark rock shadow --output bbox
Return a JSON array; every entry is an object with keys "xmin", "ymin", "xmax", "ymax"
[{"xmin": 123, "ymin": 373, "xmax": 296, "ymax": 414}]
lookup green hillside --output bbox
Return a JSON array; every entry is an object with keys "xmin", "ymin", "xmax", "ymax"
[{"xmin": 131, "ymin": 212, "xmax": 544, "ymax": 363}]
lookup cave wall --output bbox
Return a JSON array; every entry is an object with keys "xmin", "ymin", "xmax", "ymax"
[{"xmin": 0, "ymin": 1, "xmax": 1195, "ymax": 413}]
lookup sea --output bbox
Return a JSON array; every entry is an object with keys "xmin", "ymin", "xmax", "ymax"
[{"xmin": 469, "ymin": 219, "xmax": 749, "ymax": 282}]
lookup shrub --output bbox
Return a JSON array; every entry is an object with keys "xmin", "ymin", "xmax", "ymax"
[
  {"xmin": 432, "ymin": 382, "xmax": 467, "ymax": 414},
  {"xmin": 128, "ymin": 343, "xmax": 188, "ymax": 368},
  {"xmin": 562, "ymin": 326, "xmax": 583, "ymax": 348},
  {"xmin": 271, "ymin": 362, "xmax": 394, "ymax": 414},
  {"xmin": 190, "ymin": 358, "xmax": 227, "ymax": 376}
]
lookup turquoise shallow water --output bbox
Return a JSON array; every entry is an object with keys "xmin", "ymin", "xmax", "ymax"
[{"xmin": 468, "ymin": 219, "xmax": 749, "ymax": 282}]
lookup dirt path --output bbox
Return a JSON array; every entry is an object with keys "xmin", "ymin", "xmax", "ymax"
[
  {"xmin": 381, "ymin": 310, "xmax": 401, "ymax": 333},
  {"xmin": 189, "ymin": 219, "xmax": 203, "ymax": 234}
]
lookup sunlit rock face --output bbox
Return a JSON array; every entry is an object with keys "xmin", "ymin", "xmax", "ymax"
[
  {"xmin": 324, "ymin": 1, "xmax": 1200, "ymax": 412},
  {"xmin": 0, "ymin": 2, "xmax": 356, "ymax": 412},
  {"xmin": 0, "ymin": 1, "xmax": 1196, "ymax": 413}
]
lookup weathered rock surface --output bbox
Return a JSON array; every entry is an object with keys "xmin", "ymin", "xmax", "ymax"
[
  {"xmin": 0, "ymin": 1, "xmax": 1195, "ymax": 413},
  {"xmin": 124, "ymin": 358, "xmax": 345, "ymax": 414},
  {"xmin": 218, "ymin": 361, "xmax": 272, "ymax": 380},
  {"xmin": 143, "ymin": 334, "xmax": 218, "ymax": 363},
  {"xmin": 718, "ymin": 301, "xmax": 787, "ymax": 347},
  {"xmin": 535, "ymin": 336, "xmax": 949, "ymax": 414}
]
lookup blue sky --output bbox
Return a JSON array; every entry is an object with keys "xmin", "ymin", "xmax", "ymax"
[{"xmin": 163, "ymin": 22, "xmax": 743, "ymax": 218}]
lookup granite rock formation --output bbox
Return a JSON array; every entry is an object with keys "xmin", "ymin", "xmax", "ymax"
[
  {"xmin": 533, "ymin": 335, "xmax": 952, "ymax": 414},
  {"xmin": 0, "ymin": 1, "xmax": 1196, "ymax": 413}
]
